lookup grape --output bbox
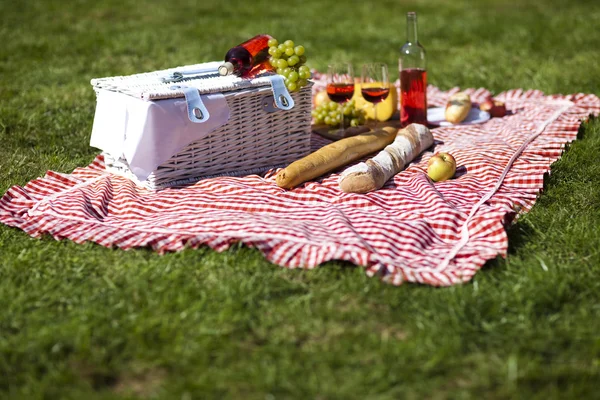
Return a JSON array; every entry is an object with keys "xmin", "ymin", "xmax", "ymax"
[
  {"xmin": 269, "ymin": 37, "xmax": 311, "ymax": 92},
  {"xmin": 277, "ymin": 59, "xmax": 288, "ymax": 69},
  {"xmin": 287, "ymin": 55, "xmax": 299, "ymax": 66},
  {"xmin": 286, "ymin": 81, "xmax": 297, "ymax": 91},
  {"xmin": 312, "ymin": 99, "xmax": 366, "ymax": 128}
]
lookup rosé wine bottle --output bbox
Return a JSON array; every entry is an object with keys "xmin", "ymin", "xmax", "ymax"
[
  {"xmin": 399, "ymin": 12, "xmax": 427, "ymax": 127},
  {"xmin": 219, "ymin": 34, "xmax": 275, "ymax": 78}
]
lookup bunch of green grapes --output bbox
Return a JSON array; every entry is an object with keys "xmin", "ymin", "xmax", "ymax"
[
  {"xmin": 267, "ymin": 38, "xmax": 311, "ymax": 92},
  {"xmin": 311, "ymin": 100, "xmax": 366, "ymax": 128}
]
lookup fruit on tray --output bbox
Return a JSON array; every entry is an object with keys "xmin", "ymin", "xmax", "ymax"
[
  {"xmin": 445, "ymin": 92, "xmax": 471, "ymax": 124},
  {"xmin": 276, "ymin": 126, "xmax": 398, "ymax": 189},
  {"xmin": 311, "ymin": 99, "xmax": 366, "ymax": 128},
  {"xmin": 313, "ymin": 90, "xmax": 329, "ymax": 108},
  {"xmin": 427, "ymin": 152, "xmax": 457, "ymax": 182},
  {"xmin": 339, "ymin": 124, "xmax": 434, "ymax": 193},
  {"xmin": 479, "ymin": 97, "xmax": 507, "ymax": 118},
  {"xmin": 352, "ymin": 83, "xmax": 398, "ymax": 121},
  {"xmin": 268, "ymin": 38, "xmax": 310, "ymax": 92}
]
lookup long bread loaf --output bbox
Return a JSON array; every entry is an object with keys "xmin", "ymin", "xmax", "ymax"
[
  {"xmin": 338, "ymin": 124, "xmax": 434, "ymax": 193},
  {"xmin": 276, "ymin": 126, "xmax": 397, "ymax": 189}
]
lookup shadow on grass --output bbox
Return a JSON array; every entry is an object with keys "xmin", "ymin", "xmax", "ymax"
[
  {"xmin": 577, "ymin": 115, "xmax": 594, "ymax": 140},
  {"xmin": 478, "ymin": 219, "xmax": 534, "ymax": 274}
]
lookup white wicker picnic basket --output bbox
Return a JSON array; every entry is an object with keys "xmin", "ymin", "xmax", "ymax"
[{"xmin": 90, "ymin": 62, "xmax": 313, "ymax": 190}]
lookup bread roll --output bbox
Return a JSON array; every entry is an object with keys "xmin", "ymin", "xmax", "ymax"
[{"xmin": 445, "ymin": 92, "xmax": 471, "ymax": 124}]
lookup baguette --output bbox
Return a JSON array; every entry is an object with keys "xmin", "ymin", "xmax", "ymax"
[
  {"xmin": 276, "ymin": 126, "xmax": 397, "ymax": 189},
  {"xmin": 339, "ymin": 124, "xmax": 434, "ymax": 193},
  {"xmin": 445, "ymin": 92, "xmax": 471, "ymax": 124}
]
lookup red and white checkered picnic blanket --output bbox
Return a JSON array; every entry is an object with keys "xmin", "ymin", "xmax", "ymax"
[{"xmin": 1, "ymin": 86, "xmax": 598, "ymax": 286}]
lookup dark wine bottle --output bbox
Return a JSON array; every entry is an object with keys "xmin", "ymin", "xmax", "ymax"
[{"xmin": 218, "ymin": 34, "xmax": 275, "ymax": 77}]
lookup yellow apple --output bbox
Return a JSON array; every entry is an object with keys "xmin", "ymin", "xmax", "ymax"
[
  {"xmin": 427, "ymin": 152, "xmax": 457, "ymax": 182},
  {"xmin": 352, "ymin": 82, "xmax": 398, "ymax": 121},
  {"xmin": 313, "ymin": 90, "xmax": 329, "ymax": 108}
]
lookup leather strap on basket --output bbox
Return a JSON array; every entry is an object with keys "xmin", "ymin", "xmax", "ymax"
[
  {"xmin": 265, "ymin": 74, "xmax": 295, "ymax": 111},
  {"xmin": 170, "ymin": 85, "xmax": 210, "ymax": 123}
]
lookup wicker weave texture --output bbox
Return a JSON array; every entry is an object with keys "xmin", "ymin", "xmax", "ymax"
[{"xmin": 104, "ymin": 83, "xmax": 313, "ymax": 190}]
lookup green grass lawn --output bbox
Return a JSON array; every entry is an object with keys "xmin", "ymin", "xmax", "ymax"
[{"xmin": 1, "ymin": 0, "xmax": 600, "ymax": 398}]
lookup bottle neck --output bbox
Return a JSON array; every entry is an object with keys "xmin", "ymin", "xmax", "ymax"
[
  {"xmin": 406, "ymin": 12, "xmax": 418, "ymax": 44},
  {"xmin": 218, "ymin": 61, "xmax": 235, "ymax": 76}
]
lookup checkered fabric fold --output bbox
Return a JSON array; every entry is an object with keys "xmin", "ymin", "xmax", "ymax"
[{"xmin": 1, "ymin": 86, "xmax": 598, "ymax": 286}]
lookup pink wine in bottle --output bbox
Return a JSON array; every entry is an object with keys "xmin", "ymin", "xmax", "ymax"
[
  {"xmin": 219, "ymin": 34, "xmax": 275, "ymax": 78},
  {"xmin": 399, "ymin": 12, "xmax": 427, "ymax": 126},
  {"xmin": 400, "ymin": 68, "xmax": 427, "ymax": 126}
]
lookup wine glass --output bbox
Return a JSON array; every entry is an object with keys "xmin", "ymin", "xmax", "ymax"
[
  {"xmin": 326, "ymin": 63, "xmax": 355, "ymax": 136},
  {"xmin": 361, "ymin": 63, "xmax": 390, "ymax": 126}
]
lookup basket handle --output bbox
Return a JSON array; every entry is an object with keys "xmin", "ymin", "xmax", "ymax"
[
  {"xmin": 171, "ymin": 85, "xmax": 210, "ymax": 123},
  {"xmin": 265, "ymin": 74, "xmax": 295, "ymax": 111}
]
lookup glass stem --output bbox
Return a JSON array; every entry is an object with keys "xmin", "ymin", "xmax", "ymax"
[
  {"xmin": 340, "ymin": 105, "xmax": 344, "ymax": 135},
  {"xmin": 373, "ymin": 103, "xmax": 377, "ymax": 126}
]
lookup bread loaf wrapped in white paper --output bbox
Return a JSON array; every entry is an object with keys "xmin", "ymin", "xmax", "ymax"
[{"xmin": 338, "ymin": 124, "xmax": 434, "ymax": 193}]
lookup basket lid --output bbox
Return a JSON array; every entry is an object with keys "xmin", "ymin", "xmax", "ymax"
[{"xmin": 90, "ymin": 61, "xmax": 282, "ymax": 101}]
